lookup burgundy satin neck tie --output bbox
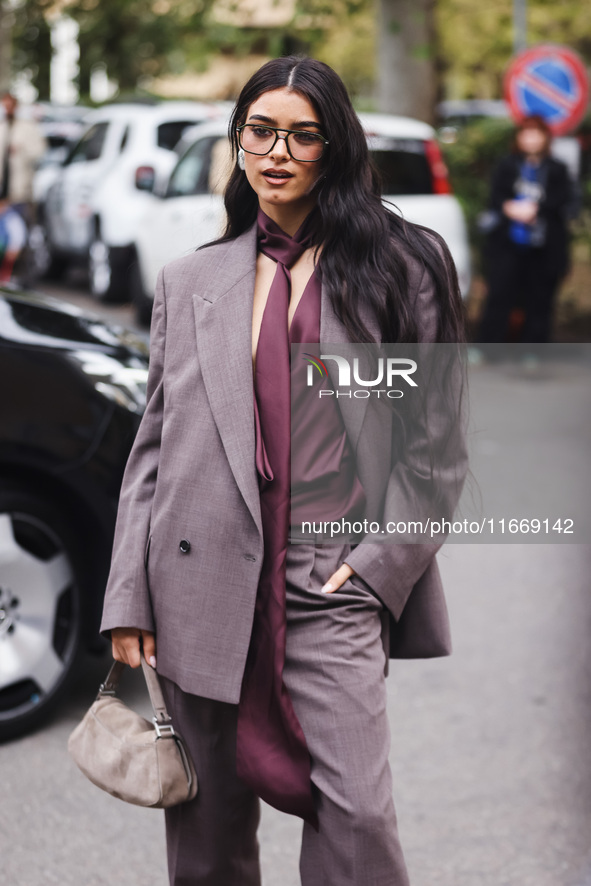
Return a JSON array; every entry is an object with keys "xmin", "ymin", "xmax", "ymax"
[{"xmin": 235, "ymin": 208, "xmax": 319, "ymax": 829}]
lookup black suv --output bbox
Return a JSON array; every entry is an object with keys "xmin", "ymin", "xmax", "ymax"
[{"xmin": 0, "ymin": 287, "xmax": 148, "ymax": 740}]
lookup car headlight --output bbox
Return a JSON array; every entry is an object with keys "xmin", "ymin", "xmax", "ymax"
[{"xmin": 70, "ymin": 350, "xmax": 149, "ymax": 412}]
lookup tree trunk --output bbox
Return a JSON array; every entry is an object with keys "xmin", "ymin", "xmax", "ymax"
[
  {"xmin": 377, "ymin": 0, "xmax": 437, "ymax": 124},
  {"xmin": 0, "ymin": 2, "xmax": 12, "ymax": 92}
]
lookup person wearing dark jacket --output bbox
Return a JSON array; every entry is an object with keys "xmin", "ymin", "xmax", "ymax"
[{"xmin": 479, "ymin": 114, "xmax": 572, "ymax": 343}]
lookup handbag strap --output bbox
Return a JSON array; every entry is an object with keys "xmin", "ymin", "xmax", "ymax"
[{"xmin": 98, "ymin": 653, "xmax": 173, "ymax": 729}]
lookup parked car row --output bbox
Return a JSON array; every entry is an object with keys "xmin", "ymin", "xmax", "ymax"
[
  {"xmin": 31, "ymin": 100, "xmax": 226, "ymax": 301},
  {"xmin": 0, "ymin": 285, "xmax": 149, "ymax": 741},
  {"xmin": 31, "ymin": 102, "xmax": 90, "ymax": 168},
  {"xmin": 31, "ymin": 103, "xmax": 472, "ymax": 324},
  {"xmin": 132, "ymin": 113, "xmax": 472, "ymax": 326}
]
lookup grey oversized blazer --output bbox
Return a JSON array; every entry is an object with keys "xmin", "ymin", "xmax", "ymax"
[{"xmin": 100, "ymin": 223, "xmax": 468, "ymax": 703}]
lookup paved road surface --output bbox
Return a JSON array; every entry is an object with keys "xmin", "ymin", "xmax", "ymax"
[
  {"xmin": 2, "ymin": 544, "xmax": 590, "ymax": 886},
  {"xmin": 1, "ymin": 280, "xmax": 590, "ymax": 885}
]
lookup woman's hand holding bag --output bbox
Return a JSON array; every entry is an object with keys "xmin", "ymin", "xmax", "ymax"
[{"xmin": 68, "ymin": 653, "xmax": 197, "ymax": 809}]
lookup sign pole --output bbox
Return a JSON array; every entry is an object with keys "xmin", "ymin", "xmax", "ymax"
[{"xmin": 513, "ymin": 0, "xmax": 527, "ymax": 54}]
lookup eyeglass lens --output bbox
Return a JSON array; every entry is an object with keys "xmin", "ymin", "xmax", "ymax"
[{"xmin": 240, "ymin": 125, "xmax": 325, "ymax": 161}]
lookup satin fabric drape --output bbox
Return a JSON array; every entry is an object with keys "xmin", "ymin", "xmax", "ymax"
[
  {"xmin": 235, "ymin": 209, "xmax": 319, "ymax": 828},
  {"xmin": 235, "ymin": 208, "xmax": 365, "ymax": 828}
]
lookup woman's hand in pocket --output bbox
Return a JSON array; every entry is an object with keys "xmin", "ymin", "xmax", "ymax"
[
  {"xmin": 111, "ymin": 627, "xmax": 157, "ymax": 669},
  {"xmin": 321, "ymin": 562, "xmax": 355, "ymax": 594}
]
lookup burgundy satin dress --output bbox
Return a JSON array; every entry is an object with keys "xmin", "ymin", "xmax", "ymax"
[{"xmin": 235, "ymin": 209, "xmax": 365, "ymax": 829}]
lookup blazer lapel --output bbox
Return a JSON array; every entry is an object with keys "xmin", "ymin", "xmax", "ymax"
[
  {"xmin": 319, "ymin": 279, "xmax": 381, "ymax": 451},
  {"xmin": 191, "ymin": 226, "xmax": 383, "ymax": 531},
  {"xmin": 192, "ymin": 225, "xmax": 262, "ymax": 536}
]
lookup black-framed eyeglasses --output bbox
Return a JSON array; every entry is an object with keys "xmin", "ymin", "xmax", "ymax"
[{"xmin": 237, "ymin": 124, "xmax": 328, "ymax": 162}]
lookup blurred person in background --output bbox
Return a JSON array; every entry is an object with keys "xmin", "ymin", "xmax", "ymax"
[
  {"xmin": 479, "ymin": 114, "xmax": 572, "ymax": 343},
  {"xmin": 0, "ymin": 198, "xmax": 27, "ymax": 282},
  {"xmin": 0, "ymin": 92, "xmax": 47, "ymax": 227}
]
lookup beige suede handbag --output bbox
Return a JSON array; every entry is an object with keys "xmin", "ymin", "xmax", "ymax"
[{"xmin": 68, "ymin": 654, "xmax": 198, "ymax": 808}]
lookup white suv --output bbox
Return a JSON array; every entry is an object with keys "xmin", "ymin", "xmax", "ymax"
[
  {"xmin": 37, "ymin": 101, "xmax": 224, "ymax": 300},
  {"xmin": 132, "ymin": 113, "xmax": 471, "ymax": 323}
]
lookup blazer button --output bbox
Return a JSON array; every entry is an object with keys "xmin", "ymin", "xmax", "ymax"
[{"xmin": 179, "ymin": 539, "xmax": 191, "ymax": 554}]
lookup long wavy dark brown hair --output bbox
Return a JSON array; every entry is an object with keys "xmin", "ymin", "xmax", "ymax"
[{"xmin": 214, "ymin": 55, "xmax": 465, "ymax": 345}]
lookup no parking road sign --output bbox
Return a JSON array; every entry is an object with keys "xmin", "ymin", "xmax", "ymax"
[{"xmin": 505, "ymin": 44, "xmax": 589, "ymax": 135}]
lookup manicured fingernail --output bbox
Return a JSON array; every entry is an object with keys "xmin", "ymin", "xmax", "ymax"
[
  {"xmin": 149, "ymin": 656, "xmax": 156, "ymax": 668},
  {"xmin": 321, "ymin": 583, "xmax": 333, "ymax": 594}
]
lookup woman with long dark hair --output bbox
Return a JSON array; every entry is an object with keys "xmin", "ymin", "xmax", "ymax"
[{"xmin": 101, "ymin": 56, "xmax": 467, "ymax": 885}]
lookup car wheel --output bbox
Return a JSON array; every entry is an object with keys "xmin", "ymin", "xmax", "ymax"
[
  {"xmin": 88, "ymin": 232, "xmax": 126, "ymax": 303},
  {"xmin": 0, "ymin": 488, "xmax": 83, "ymax": 742},
  {"xmin": 129, "ymin": 259, "xmax": 153, "ymax": 327},
  {"xmin": 27, "ymin": 224, "xmax": 67, "ymax": 281}
]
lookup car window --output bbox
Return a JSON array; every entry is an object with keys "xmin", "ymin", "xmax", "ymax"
[
  {"xmin": 65, "ymin": 122, "xmax": 109, "ymax": 165},
  {"xmin": 157, "ymin": 121, "xmax": 201, "ymax": 152},
  {"xmin": 119, "ymin": 126, "xmax": 130, "ymax": 152},
  {"xmin": 367, "ymin": 136, "xmax": 433, "ymax": 196},
  {"xmin": 167, "ymin": 137, "xmax": 220, "ymax": 198}
]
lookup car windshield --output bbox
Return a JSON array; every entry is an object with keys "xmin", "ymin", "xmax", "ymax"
[
  {"xmin": 167, "ymin": 137, "xmax": 231, "ymax": 198},
  {"xmin": 367, "ymin": 136, "xmax": 433, "ymax": 196},
  {"xmin": 157, "ymin": 121, "xmax": 202, "ymax": 152},
  {"xmin": 66, "ymin": 122, "xmax": 109, "ymax": 164}
]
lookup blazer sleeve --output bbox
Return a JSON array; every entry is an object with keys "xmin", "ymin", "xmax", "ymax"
[
  {"xmin": 540, "ymin": 159, "xmax": 572, "ymax": 216},
  {"xmin": 489, "ymin": 156, "xmax": 518, "ymax": 213},
  {"xmin": 99, "ymin": 268, "xmax": 167, "ymax": 635},
  {"xmin": 344, "ymin": 242, "xmax": 468, "ymax": 620}
]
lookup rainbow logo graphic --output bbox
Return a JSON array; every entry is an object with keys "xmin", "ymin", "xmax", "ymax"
[{"xmin": 302, "ymin": 352, "xmax": 328, "ymax": 382}]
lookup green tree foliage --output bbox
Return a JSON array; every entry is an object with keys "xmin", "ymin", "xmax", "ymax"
[
  {"xmin": 5, "ymin": 0, "xmax": 374, "ymax": 102},
  {"xmin": 69, "ymin": 0, "xmax": 204, "ymax": 97},
  {"xmin": 441, "ymin": 117, "xmax": 514, "ymax": 243},
  {"xmin": 72, "ymin": 0, "xmax": 375, "ymax": 101},
  {"xmin": 9, "ymin": 0, "xmax": 591, "ymax": 106},
  {"xmin": 293, "ymin": 0, "xmax": 375, "ymax": 97},
  {"xmin": 436, "ymin": 0, "xmax": 591, "ymax": 100},
  {"xmin": 10, "ymin": 0, "xmax": 53, "ymax": 99},
  {"xmin": 175, "ymin": 0, "xmax": 375, "ymax": 100}
]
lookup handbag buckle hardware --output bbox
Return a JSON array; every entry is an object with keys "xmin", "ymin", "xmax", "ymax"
[
  {"xmin": 98, "ymin": 683, "xmax": 117, "ymax": 696},
  {"xmin": 153, "ymin": 717, "xmax": 175, "ymax": 738}
]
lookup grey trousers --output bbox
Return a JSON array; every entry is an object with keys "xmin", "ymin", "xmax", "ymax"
[{"xmin": 161, "ymin": 542, "xmax": 410, "ymax": 886}]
